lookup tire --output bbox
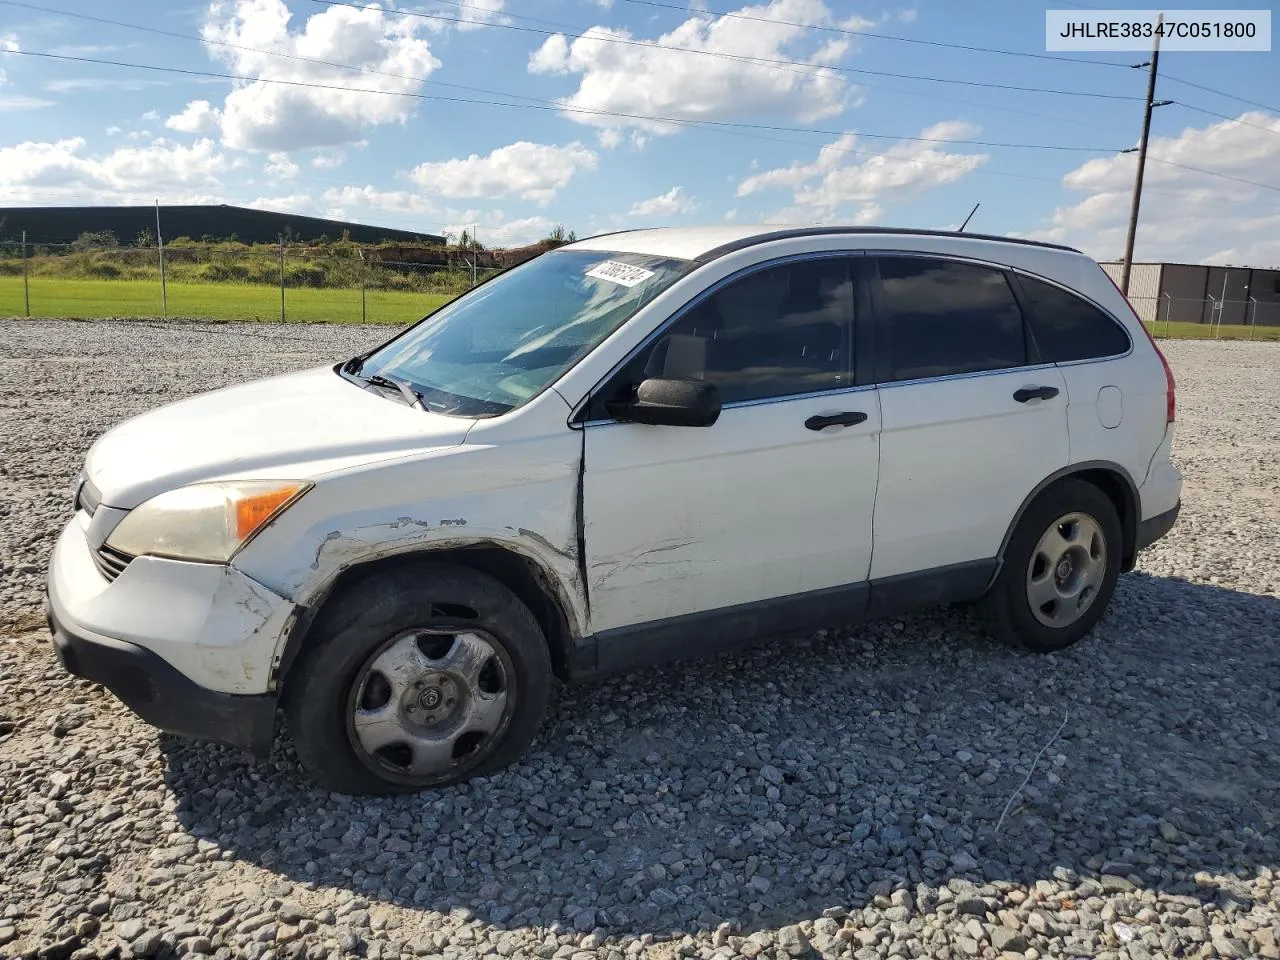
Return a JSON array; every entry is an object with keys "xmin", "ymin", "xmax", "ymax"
[
  {"xmin": 981, "ymin": 479, "xmax": 1123, "ymax": 653},
  {"xmin": 284, "ymin": 562, "xmax": 552, "ymax": 795}
]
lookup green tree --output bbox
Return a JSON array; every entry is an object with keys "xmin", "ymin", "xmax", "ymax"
[
  {"xmin": 71, "ymin": 230, "xmax": 119, "ymax": 250},
  {"xmin": 545, "ymin": 225, "xmax": 577, "ymax": 246}
]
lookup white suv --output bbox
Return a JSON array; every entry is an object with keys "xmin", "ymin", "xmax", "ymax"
[{"xmin": 46, "ymin": 225, "xmax": 1182, "ymax": 794}]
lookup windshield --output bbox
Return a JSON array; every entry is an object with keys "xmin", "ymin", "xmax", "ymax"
[{"xmin": 349, "ymin": 249, "xmax": 691, "ymax": 417}]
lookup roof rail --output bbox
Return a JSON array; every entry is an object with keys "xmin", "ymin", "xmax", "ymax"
[{"xmin": 695, "ymin": 226, "xmax": 1081, "ymax": 263}]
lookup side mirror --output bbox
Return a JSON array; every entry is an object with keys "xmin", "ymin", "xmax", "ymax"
[{"xmin": 607, "ymin": 377, "xmax": 721, "ymax": 427}]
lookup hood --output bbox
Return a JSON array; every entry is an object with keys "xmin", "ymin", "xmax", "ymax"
[{"xmin": 87, "ymin": 366, "xmax": 474, "ymax": 508}]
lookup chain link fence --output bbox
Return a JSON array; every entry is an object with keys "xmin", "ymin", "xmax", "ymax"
[
  {"xmin": 4, "ymin": 236, "xmax": 1279, "ymax": 340},
  {"xmin": 0, "ymin": 237, "xmax": 505, "ymax": 324},
  {"xmin": 1126, "ymin": 293, "xmax": 1279, "ymax": 339}
]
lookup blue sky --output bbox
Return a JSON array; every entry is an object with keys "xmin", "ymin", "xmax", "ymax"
[{"xmin": 1, "ymin": 0, "xmax": 1277, "ymax": 263}]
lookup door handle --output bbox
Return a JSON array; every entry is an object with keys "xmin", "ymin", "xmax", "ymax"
[
  {"xmin": 1013, "ymin": 385, "xmax": 1060, "ymax": 403},
  {"xmin": 805, "ymin": 411, "xmax": 868, "ymax": 430}
]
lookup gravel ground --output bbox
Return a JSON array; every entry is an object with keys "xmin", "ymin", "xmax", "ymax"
[{"xmin": 1, "ymin": 319, "xmax": 1278, "ymax": 960}]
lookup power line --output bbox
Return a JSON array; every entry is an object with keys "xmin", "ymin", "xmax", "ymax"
[
  {"xmin": 0, "ymin": 0, "xmax": 548, "ymax": 111},
  {"xmin": 614, "ymin": 0, "xmax": 1131, "ymax": 69},
  {"xmin": 0, "ymin": 0, "xmax": 1130, "ymax": 136},
  {"xmin": 314, "ymin": 0, "xmax": 1146, "ymax": 101},
  {"xmin": 8, "ymin": 51, "xmax": 1274, "ymax": 194},
  {"xmin": 1145, "ymin": 157, "xmax": 1280, "ymax": 193},
  {"xmin": 1173, "ymin": 101, "xmax": 1280, "ymax": 138},
  {"xmin": 1163, "ymin": 75, "xmax": 1280, "ymax": 114},
  {"xmin": 1, "ymin": 49, "xmax": 1124, "ymax": 152}
]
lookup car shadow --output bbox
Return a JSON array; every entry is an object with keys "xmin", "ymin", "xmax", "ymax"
[{"xmin": 161, "ymin": 572, "xmax": 1280, "ymax": 941}]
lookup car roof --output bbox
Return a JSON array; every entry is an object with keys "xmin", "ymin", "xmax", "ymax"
[{"xmin": 565, "ymin": 224, "xmax": 1081, "ymax": 263}]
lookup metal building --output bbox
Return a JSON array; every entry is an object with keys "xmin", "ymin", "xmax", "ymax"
[{"xmin": 1099, "ymin": 260, "xmax": 1280, "ymax": 328}]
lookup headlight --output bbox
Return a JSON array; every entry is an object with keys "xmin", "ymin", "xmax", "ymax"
[{"xmin": 105, "ymin": 480, "xmax": 311, "ymax": 563}]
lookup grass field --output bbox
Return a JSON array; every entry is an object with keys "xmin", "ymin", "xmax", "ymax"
[
  {"xmin": 3, "ymin": 276, "xmax": 1279, "ymax": 339},
  {"xmin": 0, "ymin": 277, "xmax": 449, "ymax": 325},
  {"xmin": 1144, "ymin": 319, "xmax": 1280, "ymax": 341}
]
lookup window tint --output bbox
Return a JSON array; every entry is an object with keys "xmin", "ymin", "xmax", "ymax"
[
  {"xmin": 878, "ymin": 257, "xmax": 1026, "ymax": 382},
  {"xmin": 601, "ymin": 258, "xmax": 853, "ymax": 411},
  {"xmin": 1018, "ymin": 274, "xmax": 1131, "ymax": 362}
]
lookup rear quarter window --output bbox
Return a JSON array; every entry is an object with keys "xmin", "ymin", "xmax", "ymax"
[
  {"xmin": 877, "ymin": 257, "xmax": 1026, "ymax": 382},
  {"xmin": 1017, "ymin": 274, "xmax": 1131, "ymax": 362}
]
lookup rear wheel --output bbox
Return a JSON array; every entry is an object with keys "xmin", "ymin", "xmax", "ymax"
[
  {"xmin": 982, "ymin": 479, "xmax": 1122, "ymax": 653},
  {"xmin": 285, "ymin": 562, "xmax": 552, "ymax": 794}
]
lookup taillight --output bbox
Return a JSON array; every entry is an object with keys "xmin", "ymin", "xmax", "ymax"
[{"xmin": 1103, "ymin": 268, "xmax": 1175, "ymax": 423}]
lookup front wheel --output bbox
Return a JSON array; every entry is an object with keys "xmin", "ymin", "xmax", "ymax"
[
  {"xmin": 982, "ymin": 479, "xmax": 1122, "ymax": 653},
  {"xmin": 284, "ymin": 562, "xmax": 552, "ymax": 794}
]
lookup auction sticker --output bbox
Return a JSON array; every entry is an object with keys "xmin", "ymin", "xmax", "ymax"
[{"xmin": 586, "ymin": 261, "xmax": 655, "ymax": 287}]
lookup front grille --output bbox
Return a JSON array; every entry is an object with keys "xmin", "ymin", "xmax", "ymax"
[{"xmin": 93, "ymin": 544, "xmax": 133, "ymax": 583}]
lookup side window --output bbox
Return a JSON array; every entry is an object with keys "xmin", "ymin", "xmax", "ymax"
[
  {"xmin": 595, "ymin": 258, "xmax": 854, "ymax": 413},
  {"xmin": 877, "ymin": 257, "xmax": 1026, "ymax": 382},
  {"xmin": 1017, "ymin": 274, "xmax": 1131, "ymax": 362}
]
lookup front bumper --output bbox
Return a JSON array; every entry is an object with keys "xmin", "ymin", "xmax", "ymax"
[
  {"xmin": 48, "ymin": 600, "xmax": 276, "ymax": 756},
  {"xmin": 45, "ymin": 514, "xmax": 297, "ymax": 757}
]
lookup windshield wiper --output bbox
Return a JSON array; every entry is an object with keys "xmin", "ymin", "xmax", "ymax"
[{"xmin": 360, "ymin": 372, "xmax": 426, "ymax": 411}]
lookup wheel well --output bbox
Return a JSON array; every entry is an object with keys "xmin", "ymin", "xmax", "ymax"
[
  {"xmin": 276, "ymin": 546, "xmax": 577, "ymax": 689},
  {"xmin": 1071, "ymin": 468, "xmax": 1138, "ymax": 570},
  {"xmin": 1013, "ymin": 466, "xmax": 1137, "ymax": 572}
]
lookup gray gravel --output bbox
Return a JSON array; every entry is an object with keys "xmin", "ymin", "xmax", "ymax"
[{"xmin": 2, "ymin": 318, "xmax": 1278, "ymax": 960}]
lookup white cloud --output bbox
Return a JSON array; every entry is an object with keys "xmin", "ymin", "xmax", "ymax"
[
  {"xmin": 898, "ymin": 9, "xmax": 919, "ymax": 23},
  {"xmin": 311, "ymin": 151, "xmax": 346, "ymax": 169},
  {"xmin": 174, "ymin": 0, "xmax": 440, "ymax": 152},
  {"xmin": 0, "ymin": 95, "xmax": 53, "ymax": 112},
  {"xmin": 737, "ymin": 121, "xmax": 988, "ymax": 219},
  {"xmin": 245, "ymin": 194, "xmax": 316, "ymax": 214},
  {"xmin": 409, "ymin": 140, "xmax": 598, "ymax": 204},
  {"xmin": 454, "ymin": 0, "xmax": 508, "ymax": 31},
  {"xmin": 1027, "ymin": 112, "xmax": 1280, "ymax": 266},
  {"xmin": 166, "ymin": 99, "xmax": 222, "ymax": 136},
  {"xmin": 598, "ymin": 128, "xmax": 622, "ymax": 150},
  {"xmin": 105, "ymin": 125, "xmax": 122, "ymax": 136},
  {"xmin": 322, "ymin": 185, "xmax": 439, "ymax": 217},
  {"xmin": 264, "ymin": 151, "xmax": 299, "ymax": 179},
  {"xmin": 442, "ymin": 212, "xmax": 556, "ymax": 247},
  {"xmin": 44, "ymin": 78, "xmax": 168, "ymax": 93},
  {"xmin": 1, "ymin": 32, "xmax": 19, "ymax": 53},
  {"xmin": 0, "ymin": 137, "xmax": 231, "ymax": 204},
  {"xmin": 527, "ymin": 0, "xmax": 852, "ymax": 134},
  {"xmin": 628, "ymin": 186, "xmax": 697, "ymax": 217}
]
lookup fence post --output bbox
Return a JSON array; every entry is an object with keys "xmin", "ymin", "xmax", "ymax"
[
  {"xmin": 359, "ymin": 247, "xmax": 367, "ymax": 324},
  {"xmin": 279, "ymin": 236, "xmax": 286, "ymax": 323},
  {"xmin": 21, "ymin": 230, "xmax": 30, "ymax": 318},
  {"xmin": 155, "ymin": 200, "xmax": 167, "ymax": 320},
  {"xmin": 1250, "ymin": 296, "xmax": 1258, "ymax": 340}
]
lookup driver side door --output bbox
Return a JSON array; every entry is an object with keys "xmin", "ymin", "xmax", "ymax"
[{"xmin": 578, "ymin": 255, "xmax": 881, "ymax": 671}]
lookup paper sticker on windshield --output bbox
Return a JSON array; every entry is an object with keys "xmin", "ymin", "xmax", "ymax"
[{"xmin": 586, "ymin": 260, "xmax": 655, "ymax": 288}]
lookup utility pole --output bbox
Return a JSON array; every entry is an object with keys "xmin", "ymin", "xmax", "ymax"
[
  {"xmin": 155, "ymin": 200, "xmax": 167, "ymax": 320},
  {"xmin": 1119, "ymin": 14, "xmax": 1172, "ymax": 295},
  {"xmin": 21, "ymin": 230, "xmax": 30, "ymax": 318},
  {"xmin": 279, "ymin": 234, "xmax": 286, "ymax": 323}
]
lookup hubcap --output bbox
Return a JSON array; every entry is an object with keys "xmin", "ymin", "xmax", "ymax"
[
  {"xmin": 348, "ymin": 627, "xmax": 511, "ymax": 780},
  {"xmin": 1026, "ymin": 511, "xmax": 1107, "ymax": 629}
]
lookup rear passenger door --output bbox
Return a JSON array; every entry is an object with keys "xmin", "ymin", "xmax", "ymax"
[
  {"xmin": 869, "ymin": 255, "xmax": 1069, "ymax": 580},
  {"xmin": 1011, "ymin": 272, "xmax": 1152, "ymax": 487}
]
